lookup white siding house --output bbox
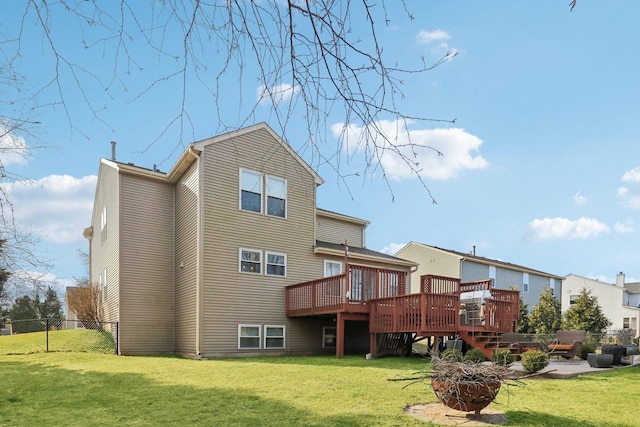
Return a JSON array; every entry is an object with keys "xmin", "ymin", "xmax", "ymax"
[{"xmin": 562, "ymin": 272, "xmax": 640, "ymax": 337}]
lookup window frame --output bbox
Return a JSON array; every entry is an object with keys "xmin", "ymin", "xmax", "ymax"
[
  {"xmin": 522, "ymin": 273, "xmax": 529, "ymax": 293},
  {"xmin": 264, "ymin": 325, "xmax": 286, "ymax": 349},
  {"xmin": 323, "ymin": 326, "xmax": 337, "ymax": 348},
  {"xmin": 266, "ymin": 175, "xmax": 287, "ymax": 218},
  {"xmin": 265, "ymin": 251, "xmax": 287, "ymax": 277},
  {"xmin": 238, "ymin": 324, "xmax": 262, "ymax": 349},
  {"xmin": 239, "ymin": 169, "xmax": 263, "ymax": 214},
  {"xmin": 100, "ymin": 205, "xmax": 108, "ymax": 244},
  {"xmin": 239, "ymin": 248, "xmax": 262, "ymax": 275},
  {"xmin": 324, "ymin": 260, "xmax": 343, "ymax": 277}
]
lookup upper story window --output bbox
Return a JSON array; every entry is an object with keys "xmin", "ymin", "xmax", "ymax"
[
  {"xmin": 239, "ymin": 169, "xmax": 287, "ymax": 218},
  {"xmin": 522, "ymin": 273, "xmax": 529, "ymax": 293},
  {"xmin": 266, "ymin": 176, "xmax": 287, "ymax": 218},
  {"xmin": 100, "ymin": 206, "xmax": 107, "ymax": 243},
  {"xmin": 240, "ymin": 170, "xmax": 262, "ymax": 213},
  {"xmin": 240, "ymin": 248, "xmax": 262, "ymax": 274},
  {"xmin": 266, "ymin": 252, "xmax": 286, "ymax": 277}
]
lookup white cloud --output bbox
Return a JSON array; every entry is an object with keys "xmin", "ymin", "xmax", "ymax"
[
  {"xmin": 615, "ymin": 218, "xmax": 634, "ymax": 233},
  {"xmin": 331, "ymin": 120, "xmax": 488, "ymax": 181},
  {"xmin": 0, "ymin": 123, "xmax": 29, "ymax": 166},
  {"xmin": 617, "ymin": 168, "xmax": 640, "ymax": 209},
  {"xmin": 416, "ymin": 29, "xmax": 451, "ymax": 44},
  {"xmin": 379, "ymin": 243, "xmax": 406, "ymax": 255},
  {"xmin": 2, "ymin": 174, "xmax": 97, "ymax": 244},
  {"xmin": 622, "ymin": 166, "xmax": 640, "ymax": 182},
  {"xmin": 528, "ymin": 217, "xmax": 610, "ymax": 241},
  {"xmin": 573, "ymin": 190, "xmax": 587, "ymax": 205},
  {"xmin": 257, "ymin": 83, "xmax": 297, "ymax": 106}
]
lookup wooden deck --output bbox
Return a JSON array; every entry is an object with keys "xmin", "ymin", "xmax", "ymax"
[{"xmin": 286, "ymin": 273, "xmax": 519, "ymax": 357}]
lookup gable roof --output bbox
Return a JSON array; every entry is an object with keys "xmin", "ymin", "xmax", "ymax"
[
  {"xmin": 399, "ymin": 241, "xmax": 563, "ymax": 279},
  {"xmin": 192, "ymin": 122, "xmax": 324, "ymax": 186},
  {"xmin": 315, "ymin": 240, "xmax": 416, "ymax": 268},
  {"xmin": 100, "ymin": 123, "xmax": 324, "ymax": 186}
]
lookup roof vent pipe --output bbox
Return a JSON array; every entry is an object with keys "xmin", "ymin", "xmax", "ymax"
[{"xmin": 111, "ymin": 141, "xmax": 117, "ymax": 161}]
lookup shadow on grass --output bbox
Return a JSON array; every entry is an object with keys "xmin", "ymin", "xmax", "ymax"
[
  {"xmin": 0, "ymin": 359, "xmax": 397, "ymax": 426},
  {"xmin": 505, "ymin": 410, "xmax": 626, "ymax": 427}
]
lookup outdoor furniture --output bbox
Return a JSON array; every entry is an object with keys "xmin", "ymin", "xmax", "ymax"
[
  {"xmin": 587, "ymin": 353, "xmax": 613, "ymax": 368},
  {"xmin": 547, "ymin": 330, "xmax": 585, "ymax": 360},
  {"xmin": 501, "ymin": 333, "xmax": 542, "ymax": 354},
  {"xmin": 601, "ymin": 344, "xmax": 626, "ymax": 365}
]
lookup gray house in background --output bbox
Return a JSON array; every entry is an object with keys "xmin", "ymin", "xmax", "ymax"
[
  {"xmin": 83, "ymin": 123, "xmax": 415, "ymax": 357},
  {"xmin": 395, "ymin": 242, "xmax": 563, "ymax": 309}
]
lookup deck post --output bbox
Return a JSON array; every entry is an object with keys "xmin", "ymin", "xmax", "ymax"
[
  {"xmin": 369, "ymin": 332, "xmax": 377, "ymax": 358},
  {"xmin": 336, "ymin": 312, "xmax": 345, "ymax": 358}
]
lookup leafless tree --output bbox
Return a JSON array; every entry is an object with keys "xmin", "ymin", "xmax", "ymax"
[
  {"xmin": 2, "ymin": 1, "xmax": 461, "ymax": 199},
  {"xmin": 66, "ymin": 282, "xmax": 103, "ymax": 329}
]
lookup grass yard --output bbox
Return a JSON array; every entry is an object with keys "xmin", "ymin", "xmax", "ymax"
[
  {"xmin": 0, "ymin": 329, "xmax": 115, "ymax": 355},
  {"xmin": 0, "ymin": 351, "xmax": 638, "ymax": 426}
]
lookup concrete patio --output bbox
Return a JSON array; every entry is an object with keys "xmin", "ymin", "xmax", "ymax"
[{"xmin": 508, "ymin": 358, "xmax": 638, "ymax": 379}]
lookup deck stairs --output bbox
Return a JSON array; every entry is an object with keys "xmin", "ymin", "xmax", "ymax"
[{"xmin": 458, "ymin": 330, "xmax": 519, "ymax": 360}]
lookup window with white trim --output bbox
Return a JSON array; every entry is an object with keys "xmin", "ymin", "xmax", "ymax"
[
  {"xmin": 323, "ymin": 326, "xmax": 337, "ymax": 348},
  {"xmin": 100, "ymin": 206, "xmax": 108, "ymax": 243},
  {"xmin": 264, "ymin": 325, "xmax": 286, "ymax": 349},
  {"xmin": 266, "ymin": 176, "xmax": 287, "ymax": 218},
  {"xmin": 266, "ymin": 252, "xmax": 286, "ymax": 277},
  {"xmin": 239, "ymin": 169, "xmax": 287, "ymax": 218},
  {"xmin": 324, "ymin": 260, "xmax": 342, "ymax": 277},
  {"xmin": 238, "ymin": 325, "xmax": 261, "ymax": 349},
  {"xmin": 240, "ymin": 170, "xmax": 262, "ymax": 213},
  {"xmin": 240, "ymin": 248, "xmax": 262, "ymax": 274},
  {"xmin": 102, "ymin": 267, "xmax": 108, "ymax": 301},
  {"xmin": 522, "ymin": 273, "xmax": 529, "ymax": 293}
]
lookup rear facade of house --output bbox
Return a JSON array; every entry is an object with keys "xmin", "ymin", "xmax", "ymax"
[{"xmin": 85, "ymin": 123, "xmax": 414, "ymax": 357}]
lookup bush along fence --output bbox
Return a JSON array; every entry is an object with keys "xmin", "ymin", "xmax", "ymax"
[{"xmin": 0, "ymin": 319, "xmax": 119, "ymax": 355}]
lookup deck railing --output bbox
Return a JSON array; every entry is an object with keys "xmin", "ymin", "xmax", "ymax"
[
  {"xmin": 460, "ymin": 279, "xmax": 493, "ymax": 293},
  {"xmin": 287, "ymin": 273, "xmax": 519, "ymax": 335},
  {"xmin": 369, "ymin": 293, "xmax": 459, "ymax": 333},
  {"xmin": 420, "ymin": 275, "xmax": 461, "ymax": 293},
  {"xmin": 285, "ymin": 266, "xmax": 408, "ymax": 316}
]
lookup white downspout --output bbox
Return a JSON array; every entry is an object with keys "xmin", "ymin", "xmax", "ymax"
[{"xmin": 188, "ymin": 147, "xmax": 203, "ymax": 358}]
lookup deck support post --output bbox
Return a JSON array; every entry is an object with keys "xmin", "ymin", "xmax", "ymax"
[
  {"xmin": 336, "ymin": 312, "xmax": 345, "ymax": 358},
  {"xmin": 369, "ymin": 333, "xmax": 377, "ymax": 359}
]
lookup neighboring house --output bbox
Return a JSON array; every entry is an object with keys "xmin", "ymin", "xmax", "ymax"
[
  {"xmin": 562, "ymin": 272, "xmax": 640, "ymax": 337},
  {"xmin": 395, "ymin": 242, "xmax": 564, "ymax": 309},
  {"xmin": 83, "ymin": 123, "xmax": 416, "ymax": 357}
]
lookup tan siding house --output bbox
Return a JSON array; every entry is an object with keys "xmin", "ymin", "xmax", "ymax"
[{"xmin": 85, "ymin": 123, "xmax": 414, "ymax": 357}]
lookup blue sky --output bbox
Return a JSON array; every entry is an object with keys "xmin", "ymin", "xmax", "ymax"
[{"xmin": 2, "ymin": 1, "xmax": 640, "ymax": 298}]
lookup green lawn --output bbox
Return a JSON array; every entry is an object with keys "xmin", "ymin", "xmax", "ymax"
[{"xmin": 0, "ymin": 352, "xmax": 638, "ymax": 426}]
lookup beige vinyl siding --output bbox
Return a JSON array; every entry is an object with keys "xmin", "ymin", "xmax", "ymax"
[
  {"xmin": 396, "ymin": 243, "xmax": 461, "ymax": 293},
  {"xmin": 199, "ymin": 127, "xmax": 320, "ymax": 357},
  {"xmin": 118, "ymin": 173, "xmax": 175, "ymax": 355},
  {"xmin": 316, "ymin": 215, "xmax": 364, "ymax": 247},
  {"xmin": 88, "ymin": 162, "xmax": 121, "ymax": 325},
  {"xmin": 174, "ymin": 162, "xmax": 199, "ymax": 356}
]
